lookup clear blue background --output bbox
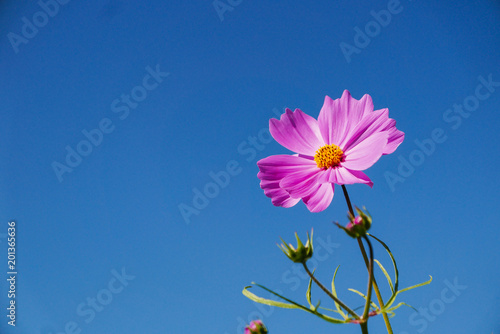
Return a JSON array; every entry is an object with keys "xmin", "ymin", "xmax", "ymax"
[{"xmin": 1, "ymin": 0, "xmax": 499, "ymax": 333}]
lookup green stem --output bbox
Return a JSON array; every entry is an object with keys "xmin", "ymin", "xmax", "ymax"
[
  {"xmin": 361, "ymin": 236, "xmax": 374, "ymax": 321},
  {"xmin": 360, "ymin": 322, "xmax": 369, "ymax": 334},
  {"xmin": 302, "ymin": 262, "xmax": 360, "ymax": 320},
  {"xmin": 357, "ymin": 238, "xmax": 393, "ymax": 333},
  {"xmin": 341, "ymin": 185, "xmax": 355, "ymax": 217},
  {"xmin": 341, "ymin": 185, "xmax": 393, "ymax": 334}
]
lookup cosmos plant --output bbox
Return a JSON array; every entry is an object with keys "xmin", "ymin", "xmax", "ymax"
[{"xmin": 242, "ymin": 91, "xmax": 431, "ymax": 334}]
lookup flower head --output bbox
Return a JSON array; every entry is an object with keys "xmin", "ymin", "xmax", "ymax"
[
  {"xmin": 257, "ymin": 90, "xmax": 404, "ymax": 212},
  {"xmin": 336, "ymin": 207, "xmax": 372, "ymax": 238},
  {"xmin": 278, "ymin": 230, "xmax": 313, "ymax": 263},
  {"xmin": 244, "ymin": 320, "xmax": 268, "ymax": 334}
]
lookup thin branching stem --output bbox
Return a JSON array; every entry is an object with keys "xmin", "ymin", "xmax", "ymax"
[
  {"xmin": 362, "ymin": 235, "xmax": 374, "ymax": 320},
  {"xmin": 341, "ymin": 185, "xmax": 394, "ymax": 334},
  {"xmin": 302, "ymin": 262, "xmax": 360, "ymax": 320}
]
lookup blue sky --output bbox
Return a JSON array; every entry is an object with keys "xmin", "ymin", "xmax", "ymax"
[{"xmin": 1, "ymin": 0, "xmax": 499, "ymax": 333}]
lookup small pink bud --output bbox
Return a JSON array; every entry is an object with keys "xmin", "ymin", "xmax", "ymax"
[
  {"xmin": 353, "ymin": 216, "xmax": 363, "ymax": 225},
  {"xmin": 245, "ymin": 320, "xmax": 268, "ymax": 334},
  {"xmin": 336, "ymin": 207, "xmax": 372, "ymax": 238}
]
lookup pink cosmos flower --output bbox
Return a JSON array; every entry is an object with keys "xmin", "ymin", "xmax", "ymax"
[{"xmin": 257, "ymin": 90, "xmax": 404, "ymax": 212}]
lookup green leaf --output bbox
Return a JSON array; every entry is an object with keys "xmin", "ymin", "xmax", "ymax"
[
  {"xmin": 306, "ymin": 269, "xmax": 316, "ymax": 309},
  {"xmin": 243, "ymin": 286, "xmax": 298, "ymax": 309},
  {"xmin": 368, "ymin": 233, "xmax": 399, "ymax": 308},
  {"xmin": 312, "ymin": 299, "xmax": 321, "ymax": 312},
  {"xmin": 368, "ymin": 234, "xmax": 399, "ymax": 291},
  {"xmin": 347, "ymin": 288, "xmax": 379, "ymax": 311},
  {"xmin": 385, "ymin": 309, "xmax": 396, "ymax": 318},
  {"xmin": 374, "ymin": 259, "xmax": 394, "ymax": 293},
  {"xmin": 242, "ymin": 283, "xmax": 348, "ymax": 324},
  {"xmin": 384, "ymin": 275, "xmax": 433, "ymax": 311},
  {"xmin": 385, "ymin": 302, "xmax": 418, "ymax": 313},
  {"xmin": 318, "ymin": 306, "xmax": 349, "ymax": 317},
  {"xmin": 369, "ymin": 234, "xmax": 433, "ymax": 312},
  {"xmin": 397, "ymin": 275, "xmax": 433, "ymax": 295},
  {"xmin": 330, "ymin": 265, "xmax": 348, "ymax": 320}
]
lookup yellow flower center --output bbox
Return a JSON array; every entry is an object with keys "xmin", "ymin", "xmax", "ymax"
[{"xmin": 314, "ymin": 144, "xmax": 344, "ymax": 169}]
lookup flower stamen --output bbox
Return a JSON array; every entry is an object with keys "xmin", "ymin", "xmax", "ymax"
[{"xmin": 314, "ymin": 144, "xmax": 344, "ymax": 169}]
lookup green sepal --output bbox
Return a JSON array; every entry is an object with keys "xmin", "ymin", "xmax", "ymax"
[
  {"xmin": 295, "ymin": 232, "xmax": 305, "ymax": 249},
  {"xmin": 277, "ymin": 230, "xmax": 314, "ymax": 263},
  {"xmin": 335, "ymin": 222, "xmax": 358, "ymax": 238},
  {"xmin": 337, "ymin": 207, "xmax": 372, "ymax": 238}
]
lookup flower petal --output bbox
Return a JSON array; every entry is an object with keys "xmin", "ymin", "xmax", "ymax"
[
  {"xmin": 269, "ymin": 108, "xmax": 323, "ymax": 155},
  {"xmin": 318, "ymin": 90, "xmax": 374, "ymax": 146},
  {"xmin": 316, "ymin": 167, "xmax": 335, "ymax": 184},
  {"xmin": 343, "ymin": 131, "xmax": 388, "ymax": 170},
  {"xmin": 302, "ymin": 183, "xmax": 335, "ymax": 212},
  {"xmin": 279, "ymin": 167, "xmax": 322, "ymax": 199},
  {"xmin": 341, "ymin": 106, "xmax": 404, "ymax": 158},
  {"xmin": 316, "ymin": 166, "xmax": 373, "ymax": 187},
  {"xmin": 333, "ymin": 168, "xmax": 373, "ymax": 187},
  {"xmin": 340, "ymin": 108, "xmax": 388, "ymax": 149},
  {"xmin": 381, "ymin": 119, "xmax": 405, "ymax": 155},
  {"xmin": 257, "ymin": 155, "xmax": 316, "ymax": 208},
  {"xmin": 257, "ymin": 155, "xmax": 316, "ymax": 179},
  {"xmin": 260, "ymin": 180, "xmax": 301, "ymax": 208}
]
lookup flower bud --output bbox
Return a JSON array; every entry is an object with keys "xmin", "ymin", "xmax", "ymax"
[
  {"xmin": 336, "ymin": 207, "xmax": 372, "ymax": 238},
  {"xmin": 278, "ymin": 229, "xmax": 314, "ymax": 263},
  {"xmin": 245, "ymin": 320, "xmax": 268, "ymax": 334}
]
